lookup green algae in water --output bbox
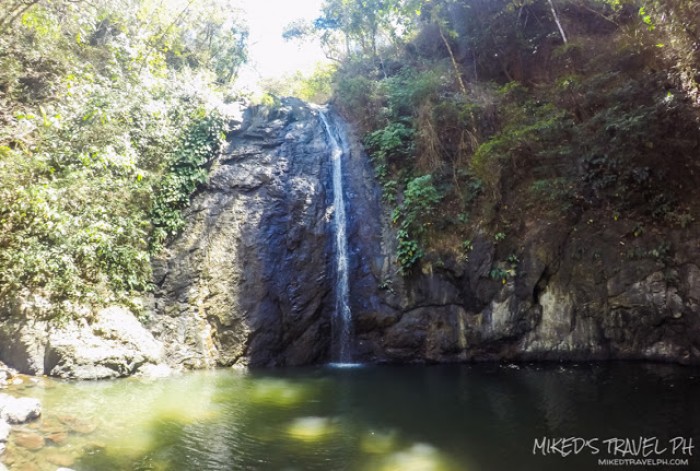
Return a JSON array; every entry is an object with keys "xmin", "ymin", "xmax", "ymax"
[
  {"xmin": 360, "ymin": 429, "xmax": 399, "ymax": 454},
  {"xmin": 2, "ymin": 363, "xmax": 700, "ymax": 471},
  {"xmin": 249, "ymin": 378, "xmax": 310, "ymax": 407},
  {"xmin": 285, "ymin": 416, "xmax": 338, "ymax": 442}
]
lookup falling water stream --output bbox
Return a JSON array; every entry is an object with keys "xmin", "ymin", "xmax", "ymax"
[{"xmin": 319, "ymin": 110, "xmax": 352, "ymax": 363}]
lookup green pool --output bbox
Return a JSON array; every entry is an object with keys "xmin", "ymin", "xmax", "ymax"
[{"xmin": 2, "ymin": 363, "xmax": 698, "ymax": 470}]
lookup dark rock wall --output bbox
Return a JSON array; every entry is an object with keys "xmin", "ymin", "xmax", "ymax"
[
  {"xmin": 151, "ymin": 99, "xmax": 334, "ymax": 367},
  {"xmin": 153, "ymin": 98, "xmax": 700, "ymax": 368},
  {"xmin": 352, "ymin": 213, "xmax": 700, "ymax": 365}
]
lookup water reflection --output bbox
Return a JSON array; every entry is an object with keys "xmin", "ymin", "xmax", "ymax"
[{"xmin": 0, "ymin": 363, "xmax": 698, "ymax": 470}]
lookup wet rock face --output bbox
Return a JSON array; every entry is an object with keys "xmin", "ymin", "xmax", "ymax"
[{"xmin": 152, "ymin": 98, "xmax": 333, "ymax": 368}]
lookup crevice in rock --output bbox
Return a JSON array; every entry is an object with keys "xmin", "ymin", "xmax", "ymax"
[{"xmin": 401, "ymin": 303, "xmax": 465, "ymax": 314}]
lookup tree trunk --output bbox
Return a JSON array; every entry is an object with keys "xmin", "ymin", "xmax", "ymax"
[
  {"xmin": 547, "ymin": 0, "xmax": 568, "ymax": 44},
  {"xmin": 437, "ymin": 23, "xmax": 467, "ymax": 95}
]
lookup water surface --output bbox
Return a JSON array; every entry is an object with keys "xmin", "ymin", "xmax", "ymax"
[{"xmin": 3, "ymin": 363, "xmax": 699, "ymax": 470}]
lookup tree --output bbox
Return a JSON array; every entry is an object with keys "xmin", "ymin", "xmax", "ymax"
[
  {"xmin": 0, "ymin": 0, "xmax": 248, "ymax": 317},
  {"xmin": 284, "ymin": 0, "xmax": 424, "ymax": 67}
]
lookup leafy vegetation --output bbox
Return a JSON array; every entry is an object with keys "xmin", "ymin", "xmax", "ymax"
[
  {"xmin": 0, "ymin": 0, "xmax": 247, "ymax": 317},
  {"xmin": 150, "ymin": 112, "xmax": 227, "ymax": 252},
  {"xmin": 261, "ymin": 63, "xmax": 338, "ymax": 104},
  {"xmin": 392, "ymin": 175, "xmax": 442, "ymax": 272}
]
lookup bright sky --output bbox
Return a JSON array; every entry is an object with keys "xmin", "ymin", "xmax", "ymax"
[{"xmin": 235, "ymin": 0, "xmax": 327, "ymax": 91}]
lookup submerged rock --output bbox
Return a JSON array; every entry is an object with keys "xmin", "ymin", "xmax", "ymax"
[
  {"xmin": 285, "ymin": 416, "xmax": 337, "ymax": 442},
  {"xmin": 377, "ymin": 443, "xmax": 452, "ymax": 471},
  {"xmin": 45, "ymin": 431, "xmax": 68, "ymax": 446},
  {"xmin": 13, "ymin": 431, "xmax": 44, "ymax": 450},
  {"xmin": 44, "ymin": 449, "xmax": 76, "ymax": 467},
  {"xmin": 57, "ymin": 415, "xmax": 97, "ymax": 434}
]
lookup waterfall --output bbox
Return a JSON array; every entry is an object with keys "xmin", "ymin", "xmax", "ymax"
[{"xmin": 319, "ymin": 110, "xmax": 352, "ymax": 363}]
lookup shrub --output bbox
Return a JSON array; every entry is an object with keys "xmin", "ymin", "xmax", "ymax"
[{"xmin": 391, "ymin": 175, "xmax": 442, "ymax": 273}]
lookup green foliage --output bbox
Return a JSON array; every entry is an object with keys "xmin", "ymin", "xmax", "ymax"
[
  {"xmin": 490, "ymin": 254, "xmax": 519, "ymax": 284},
  {"xmin": 150, "ymin": 111, "xmax": 226, "ymax": 251},
  {"xmin": 261, "ymin": 63, "xmax": 337, "ymax": 104},
  {"xmin": 471, "ymin": 98, "xmax": 572, "ymax": 202},
  {"xmin": 625, "ymin": 241, "xmax": 672, "ymax": 262},
  {"xmin": 365, "ymin": 122, "xmax": 414, "ymax": 168},
  {"xmin": 329, "ymin": 0, "xmax": 700, "ymax": 277},
  {"xmin": 392, "ymin": 175, "xmax": 442, "ymax": 272},
  {"xmin": 381, "ymin": 69, "xmax": 443, "ymax": 118},
  {"xmin": 0, "ymin": 124, "xmax": 154, "ymax": 313},
  {"xmin": 286, "ymin": 0, "xmax": 422, "ymax": 64},
  {"xmin": 403, "ymin": 174, "xmax": 442, "ymax": 223},
  {"xmin": 0, "ymin": 0, "xmax": 246, "ymax": 319},
  {"xmin": 579, "ymin": 76, "xmax": 700, "ymax": 217},
  {"xmin": 461, "ymin": 239, "xmax": 473, "ymax": 261},
  {"xmin": 489, "ymin": 267, "xmax": 514, "ymax": 284},
  {"xmin": 396, "ymin": 231, "xmax": 423, "ymax": 273},
  {"xmin": 530, "ymin": 177, "xmax": 573, "ymax": 208},
  {"xmin": 334, "ymin": 74, "xmax": 379, "ymax": 125}
]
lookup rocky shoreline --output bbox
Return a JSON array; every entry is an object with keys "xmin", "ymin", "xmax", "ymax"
[
  {"xmin": 0, "ymin": 361, "xmax": 114, "ymax": 470},
  {"xmin": 0, "ymin": 362, "xmax": 44, "ymax": 469}
]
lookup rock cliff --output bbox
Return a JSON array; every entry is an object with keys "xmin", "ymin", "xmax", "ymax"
[
  {"xmin": 151, "ymin": 98, "xmax": 335, "ymax": 367},
  {"xmin": 152, "ymin": 97, "xmax": 700, "ymax": 367}
]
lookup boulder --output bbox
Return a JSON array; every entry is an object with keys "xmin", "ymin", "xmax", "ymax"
[
  {"xmin": 45, "ymin": 306, "xmax": 165, "ymax": 379},
  {"xmin": 0, "ymin": 305, "xmax": 167, "ymax": 379},
  {"xmin": 0, "ymin": 394, "xmax": 41, "ymax": 423},
  {"xmin": 0, "ymin": 419, "xmax": 9, "ymax": 442},
  {"xmin": 135, "ymin": 363, "xmax": 173, "ymax": 379}
]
